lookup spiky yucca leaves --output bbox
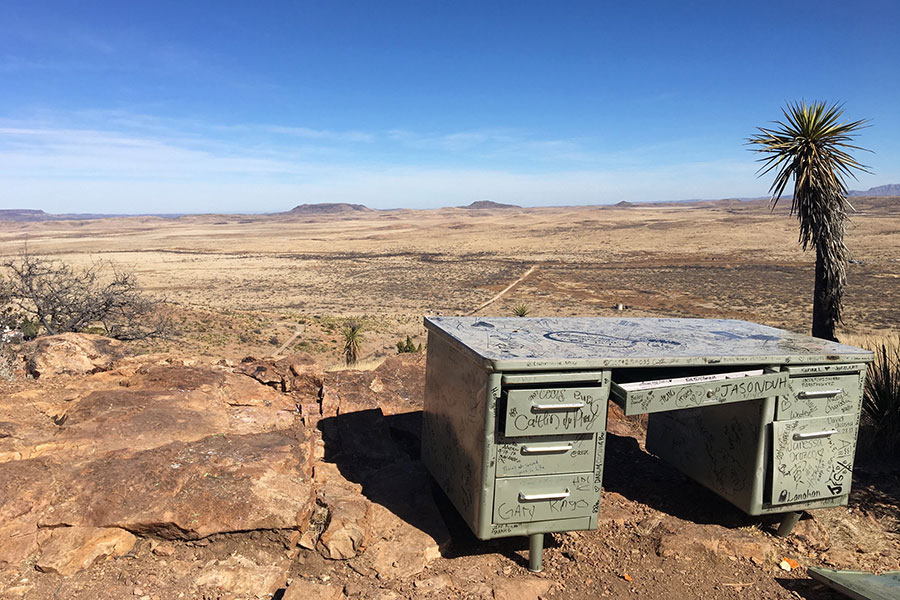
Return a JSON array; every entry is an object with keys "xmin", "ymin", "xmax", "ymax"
[
  {"xmin": 512, "ymin": 302, "xmax": 530, "ymax": 317},
  {"xmin": 859, "ymin": 336, "xmax": 900, "ymax": 460},
  {"xmin": 342, "ymin": 320, "xmax": 364, "ymax": 366},
  {"xmin": 749, "ymin": 101, "xmax": 869, "ymax": 341}
]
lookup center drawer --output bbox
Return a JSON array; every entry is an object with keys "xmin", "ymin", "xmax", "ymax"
[
  {"xmin": 493, "ymin": 472, "xmax": 598, "ymax": 524},
  {"xmin": 611, "ymin": 369, "xmax": 788, "ymax": 416},
  {"xmin": 503, "ymin": 385, "xmax": 608, "ymax": 437}
]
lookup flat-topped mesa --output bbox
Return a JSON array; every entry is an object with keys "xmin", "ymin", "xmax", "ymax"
[
  {"xmin": 461, "ymin": 200, "xmax": 521, "ymax": 209},
  {"xmin": 287, "ymin": 202, "xmax": 373, "ymax": 215}
]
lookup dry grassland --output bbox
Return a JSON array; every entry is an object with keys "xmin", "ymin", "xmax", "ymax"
[{"xmin": 2, "ymin": 198, "xmax": 897, "ymax": 365}]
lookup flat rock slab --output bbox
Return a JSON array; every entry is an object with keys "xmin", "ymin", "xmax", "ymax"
[
  {"xmin": 35, "ymin": 527, "xmax": 136, "ymax": 575},
  {"xmin": 44, "ymin": 430, "xmax": 316, "ymax": 539},
  {"xmin": 0, "ymin": 364, "xmax": 295, "ymax": 464}
]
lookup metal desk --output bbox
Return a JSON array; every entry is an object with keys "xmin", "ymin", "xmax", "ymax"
[{"xmin": 420, "ymin": 317, "xmax": 873, "ymax": 571}]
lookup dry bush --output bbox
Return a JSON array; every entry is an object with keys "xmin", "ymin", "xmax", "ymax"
[{"xmin": 2, "ymin": 251, "xmax": 172, "ymax": 341}]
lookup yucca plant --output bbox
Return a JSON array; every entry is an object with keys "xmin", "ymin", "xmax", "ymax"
[
  {"xmin": 859, "ymin": 336, "xmax": 900, "ymax": 459},
  {"xmin": 748, "ymin": 101, "xmax": 870, "ymax": 341},
  {"xmin": 512, "ymin": 302, "xmax": 530, "ymax": 317},
  {"xmin": 342, "ymin": 320, "xmax": 364, "ymax": 366}
]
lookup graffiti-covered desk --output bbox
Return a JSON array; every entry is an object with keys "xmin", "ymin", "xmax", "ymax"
[{"xmin": 420, "ymin": 317, "xmax": 873, "ymax": 571}]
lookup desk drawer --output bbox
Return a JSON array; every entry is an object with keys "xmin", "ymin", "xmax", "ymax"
[
  {"xmin": 611, "ymin": 371, "xmax": 788, "ymax": 416},
  {"xmin": 503, "ymin": 386, "xmax": 608, "ymax": 437},
  {"xmin": 770, "ymin": 414, "xmax": 857, "ymax": 505},
  {"xmin": 776, "ymin": 373, "xmax": 864, "ymax": 420},
  {"xmin": 493, "ymin": 472, "xmax": 598, "ymax": 524},
  {"xmin": 495, "ymin": 433, "xmax": 595, "ymax": 477}
]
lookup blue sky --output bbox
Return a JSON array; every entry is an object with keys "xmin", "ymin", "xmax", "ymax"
[{"xmin": 2, "ymin": 1, "xmax": 898, "ymax": 213}]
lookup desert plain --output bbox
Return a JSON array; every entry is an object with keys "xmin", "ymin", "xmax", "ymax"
[{"xmin": 1, "ymin": 196, "xmax": 898, "ymax": 364}]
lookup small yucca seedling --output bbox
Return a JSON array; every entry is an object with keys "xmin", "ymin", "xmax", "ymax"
[
  {"xmin": 342, "ymin": 320, "xmax": 365, "ymax": 366},
  {"xmin": 396, "ymin": 335, "xmax": 422, "ymax": 354},
  {"xmin": 512, "ymin": 302, "xmax": 530, "ymax": 317}
]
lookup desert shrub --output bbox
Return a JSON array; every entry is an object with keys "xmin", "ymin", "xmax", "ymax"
[
  {"xmin": 859, "ymin": 336, "xmax": 900, "ymax": 460},
  {"xmin": 1, "ymin": 251, "xmax": 171, "ymax": 340},
  {"xmin": 396, "ymin": 335, "xmax": 422, "ymax": 354},
  {"xmin": 512, "ymin": 302, "xmax": 530, "ymax": 317},
  {"xmin": 342, "ymin": 320, "xmax": 364, "ymax": 366},
  {"xmin": 19, "ymin": 319, "xmax": 39, "ymax": 340},
  {"xmin": 268, "ymin": 335, "xmax": 280, "ymax": 346}
]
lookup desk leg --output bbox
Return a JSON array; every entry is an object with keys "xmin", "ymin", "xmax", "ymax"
[
  {"xmin": 528, "ymin": 533, "xmax": 544, "ymax": 572},
  {"xmin": 776, "ymin": 511, "xmax": 802, "ymax": 536}
]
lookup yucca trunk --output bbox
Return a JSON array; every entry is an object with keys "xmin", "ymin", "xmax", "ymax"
[{"xmin": 813, "ymin": 248, "xmax": 838, "ymax": 341}]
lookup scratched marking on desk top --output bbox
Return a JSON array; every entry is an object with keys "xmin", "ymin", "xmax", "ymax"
[{"xmin": 424, "ymin": 317, "xmax": 871, "ymax": 367}]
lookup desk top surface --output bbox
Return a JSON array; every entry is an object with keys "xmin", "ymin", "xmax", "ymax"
[{"xmin": 424, "ymin": 317, "xmax": 873, "ymax": 370}]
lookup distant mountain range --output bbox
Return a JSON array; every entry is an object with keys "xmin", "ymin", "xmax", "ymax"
[
  {"xmin": 848, "ymin": 183, "xmax": 900, "ymax": 197},
  {"xmin": 0, "ymin": 209, "xmax": 184, "ymax": 222},
  {"xmin": 2, "ymin": 185, "xmax": 896, "ymax": 222}
]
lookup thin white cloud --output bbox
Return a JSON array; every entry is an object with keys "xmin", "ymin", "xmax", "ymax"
[{"xmin": 0, "ymin": 111, "xmax": 777, "ymax": 213}]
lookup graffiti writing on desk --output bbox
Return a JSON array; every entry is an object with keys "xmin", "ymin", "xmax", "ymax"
[
  {"xmin": 571, "ymin": 473, "xmax": 592, "ymax": 492},
  {"xmin": 543, "ymin": 331, "xmax": 636, "ymax": 348},
  {"xmin": 594, "ymin": 432, "xmax": 606, "ymax": 484},
  {"xmin": 496, "ymin": 502, "xmax": 535, "ymax": 522},
  {"xmin": 491, "ymin": 523, "xmax": 520, "ymax": 536},
  {"xmin": 495, "ymin": 444, "xmax": 521, "ymax": 464},
  {"xmin": 778, "ymin": 459, "xmax": 809, "ymax": 485},
  {"xmin": 548, "ymin": 498, "xmax": 590, "ymax": 514},
  {"xmin": 826, "ymin": 460, "xmax": 852, "ymax": 495},
  {"xmin": 833, "ymin": 436, "xmax": 854, "ymax": 459},
  {"xmin": 511, "ymin": 391, "xmax": 603, "ymax": 432},
  {"xmin": 714, "ymin": 376, "xmax": 787, "ymax": 400},
  {"xmin": 778, "ymin": 488, "xmax": 823, "ymax": 503}
]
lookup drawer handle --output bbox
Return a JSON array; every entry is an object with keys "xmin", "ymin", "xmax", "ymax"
[
  {"xmin": 792, "ymin": 429, "xmax": 838, "ymax": 441},
  {"xmin": 521, "ymin": 444, "xmax": 573, "ymax": 455},
  {"xmin": 531, "ymin": 402, "xmax": 585, "ymax": 412},
  {"xmin": 797, "ymin": 390, "xmax": 843, "ymax": 400},
  {"xmin": 518, "ymin": 489, "xmax": 570, "ymax": 502}
]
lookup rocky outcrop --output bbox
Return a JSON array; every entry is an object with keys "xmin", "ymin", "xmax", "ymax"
[
  {"xmin": 0, "ymin": 355, "xmax": 316, "ymax": 573},
  {"xmin": 0, "ymin": 345, "xmax": 447, "ymax": 586},
  {"xmin": 238, "ymin": 353, "xmax": 324, "ymax": 399},
  {"xmin": 44, "ymin": 430, "xmax": 316, "ymax": 539},
  {"xmin": 321, "ymin": 353, "xmax": 425, "ymax": 417},
  {"xmin": 23, "ymin": 333, "xmax": 125, "ymax": 378}
]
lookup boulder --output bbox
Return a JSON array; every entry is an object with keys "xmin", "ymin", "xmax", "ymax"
[
  {"xmin": 195, "ymin": 554, "xmax": 288, "ymax": 598},
  {"xmin": 321, "ymin": 353, "xmax": 424, "ymax": 417},
  {"xmin": 42, "ymin": 430, "xmax": 316, "ymax": 539},
  {"xmin": 35, "ymin": 527, "xmax": 136, "ymax": 575},
  {"xmin": 283, "ymin": 579, "xmax": 345, "ymax": 600},
  {"xmin": 492, "ymin": 577, "xmax": 554, "ymax": 600},
  {"xmin": 238, "ymin": 353, "xmax": 324, "ymax": 400},
  {"xmin": 652, "ymin": 516, "xmax": 775, "ymax": 563},
  {"xmin": 24, "ymin": 333, "xmax": 124, "ymax": 378},
  {"xmin": 348, "ymin": 461, "xmax": 450, "ymax": 579},
  {"xmin": 314, "ymin": 463, "xmax": 372, "ymax": 560}
]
